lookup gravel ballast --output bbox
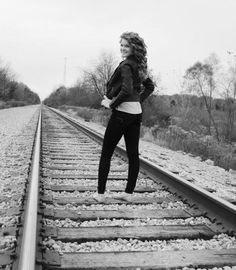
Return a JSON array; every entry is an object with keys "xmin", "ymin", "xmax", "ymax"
[
  {"xmin": 43, "ymin": 233, "xmax": 236, "ymax": 254},
  {"xmin": 43, "ymin": 216, "xmax": 212, "ymax": 228},
  {"xmin": 0, "ymin": 105, "xmax": 40, "ymax": 250}
]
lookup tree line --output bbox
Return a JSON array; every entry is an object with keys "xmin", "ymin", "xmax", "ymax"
[
  {"xmin": 44, "ymin": 52, "xmax": 236, "ymax": 144},
  {"xmin": 0, "ymin": 60, "xmax": 40, "ymax": 108}
]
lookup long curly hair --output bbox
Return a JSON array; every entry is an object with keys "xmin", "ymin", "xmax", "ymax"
[{"xmin": 120, "ymin": 32, "xmax": 148, "ymax": 78}]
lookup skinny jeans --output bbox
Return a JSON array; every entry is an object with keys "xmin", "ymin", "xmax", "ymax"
[{"xmin": 98, "ymin": 110, "xmax": 142, "ymax": 194}]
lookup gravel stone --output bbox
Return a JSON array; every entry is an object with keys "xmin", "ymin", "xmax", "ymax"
[
  {"xmin": 43, "ymin": 216, "xmax": 212, "ymax": 228},
  {"xmin": 45, "ymin": 200, "xmax": 188, "ymax": 211},
  {"xmin": 0, "ymin": 236, "xmax": 16, "ymax": 251},
  {"xmin": 0, "ymin": 105, "xmax": 40, "ymax": 252},
  {"xmin": 43, "ymin": 178, "xmax": 157, "ymax": 188},
  {"xmin": 42, "ymin": 233, "xmax": 236, "ymax": 254},
  {"xmin": 45, "ymin": 190, "xmax": 171, "ymax": 198}
]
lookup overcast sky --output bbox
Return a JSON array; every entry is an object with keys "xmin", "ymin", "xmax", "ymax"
[{"xmin": 0, "ymin": 0, "xmax": 236, "ymax": 100}]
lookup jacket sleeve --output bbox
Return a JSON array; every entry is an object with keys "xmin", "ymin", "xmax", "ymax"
[
  {"xmin": 109, "ymin": 64, "xmax": 133, "ymax": 109},
  {"xmin": 140, "ymin": 78, "xmax": 155, "ymax": 102}
]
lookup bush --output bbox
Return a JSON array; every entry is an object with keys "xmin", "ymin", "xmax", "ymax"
[
  {"xmin": 141, "ymin": 124, "xmax": 235, "ymax": 170},
  {"xmin": 0, "ymin": 99, "xmax": 29, "ymax": 109},
  {"xmin": 59, "ymin": 105, "xmax": 111, "ymax": 127},
  {"xmin": 0, "ymin": 100, "xmax": 7, "ymax": 109},
  {"xmin": 6, "ymin": 100, "xmax": 28, "ymax": 107}
]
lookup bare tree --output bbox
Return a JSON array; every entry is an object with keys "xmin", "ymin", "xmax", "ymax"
[
  {"xmin": 218, "ymin": 64, "xmax": 236, "ymax": 142},
  {"xmin": 184, "ymin": 61, "xmax": 220, "ymax": 140},
  {"xmin": 83, "ymin": 52, "xmax": 118, "ymax": 98},
  {"xmin": 0, "ymin": 62, "xmax": 16, "ymax": 101}
]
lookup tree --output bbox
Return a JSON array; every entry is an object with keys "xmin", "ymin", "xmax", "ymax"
[
  {"xmin": 218, "ymin": 65, "xmax": 236, "ymax": 142},
  {"xmin": 83, "ymin": 52, "xmax": 118, "ymax": 98},
  {"xmin": 0, "ymin": 59, "xmax": 40, "ymax": 106},
  {"xmin": 184, "ymin": 61, "xmax": 220, "ymax": 141},
  {"xmin": 0, "ymin": 64, "xmax": 16, "ymax": 101}
]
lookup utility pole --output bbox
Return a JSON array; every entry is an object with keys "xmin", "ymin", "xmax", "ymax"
[{"xmin": 63, "ymin": 57, "xmax": 67, "ymax": 86}]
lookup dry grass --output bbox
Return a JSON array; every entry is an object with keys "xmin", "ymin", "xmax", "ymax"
[
  {"xmin": 141, "ymin": 126, "xmax": 236, "ymax": 170},
  {"xmin": 0, "ymin": 100, "xmax": 29, "ymax": 109}
]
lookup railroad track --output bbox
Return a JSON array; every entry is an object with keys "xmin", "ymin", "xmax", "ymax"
[{"xmin": 1, "ymin": 105, "xmax": 236, "ymax": 270}]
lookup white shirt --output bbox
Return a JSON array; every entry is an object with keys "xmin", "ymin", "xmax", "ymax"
[{"xmin": 116, "ymin": 101, "xmax": 142, "ymax": 114}]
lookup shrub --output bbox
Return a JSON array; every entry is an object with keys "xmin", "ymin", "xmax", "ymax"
[
  {"xmin": 59, "ymin": 105, "xmax": 111, "ymax": 127},
  {"xmin": 0, "ymin": 100, "xmax": 7, "ymax": 109},
  {"xmin": 0, "ymin": 99, "xmax": 29, "ymax": 109},
  {"xmin": 6, "ymin": 100, "xmax": 28, "ymax": 107},
  {"xmin": 142, "ymin": 125, "xmax": 235, "ymax": 170}
]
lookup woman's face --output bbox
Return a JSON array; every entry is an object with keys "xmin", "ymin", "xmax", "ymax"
[{"xmin": 120, "ymin": 38, "xmax": 132, "ymax": 59}]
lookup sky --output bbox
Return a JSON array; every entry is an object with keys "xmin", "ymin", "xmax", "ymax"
[{"xmin": 0, "ymin": 0, "xmax": 236, "ymax": 100}]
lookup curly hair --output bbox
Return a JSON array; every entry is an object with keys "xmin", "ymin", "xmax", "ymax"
[{"xmin": 120, "ymin": 32, "xmax": 148, "ymax": 76}]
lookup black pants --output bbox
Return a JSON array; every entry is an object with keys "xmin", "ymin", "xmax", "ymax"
[{"xmin": 98, "ymin": 110, "xmax": 142, "ymax": 194}]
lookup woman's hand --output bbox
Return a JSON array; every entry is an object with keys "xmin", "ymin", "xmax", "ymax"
[{"xmin": 101, "ymin": 95, "xmax": 111, "ymax": 109}]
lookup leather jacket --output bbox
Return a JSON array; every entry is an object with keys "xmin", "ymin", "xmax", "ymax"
[{"xmin": 106, "ymin": 55, "xmax": 155, "ymax": 109}]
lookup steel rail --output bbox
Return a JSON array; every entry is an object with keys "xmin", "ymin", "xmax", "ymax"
[
  {"xmin": 48, "ymin": 106, "xmax": 236, "ymax": 233},
  {"xmin": 18, "ymin": 108, "xmax": 41, "ymax": 270}
]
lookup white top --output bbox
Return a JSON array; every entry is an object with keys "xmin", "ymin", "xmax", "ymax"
[{"xmin": 116, "ymin": 101, "xmax": 142, "ymax": 114}]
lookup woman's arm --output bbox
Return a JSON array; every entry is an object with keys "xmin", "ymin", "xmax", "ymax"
[{"xmin": 109, "ymin": 64, "xmax": 133, "ymax": 109}]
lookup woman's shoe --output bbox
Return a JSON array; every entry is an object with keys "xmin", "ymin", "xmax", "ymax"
[
  {"xmin": 114, "ymin": 192, "xmax": 133, "ymax": 201},
  {"xmin": 93, "ymin": 193, "xmax": 106, "ymax": 202}
]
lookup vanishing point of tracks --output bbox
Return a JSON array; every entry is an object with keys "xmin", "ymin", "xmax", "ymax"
[{"xmin": 2, "ymin": 105, "xmax": 236, "ymax": 269}]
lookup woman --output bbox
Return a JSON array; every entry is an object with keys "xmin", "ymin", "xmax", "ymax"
[{"xmin": 95, "ymin": 32, "xmax": 155, "ymax": 201}]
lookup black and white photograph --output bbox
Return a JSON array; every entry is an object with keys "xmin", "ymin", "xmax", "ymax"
[{"xmin": 0, "ymin": 0, "xmax": 236, "ymax": 269}]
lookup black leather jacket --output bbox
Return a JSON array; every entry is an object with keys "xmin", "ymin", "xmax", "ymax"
[{"xmin": 106, "ymin": 55, "xmax": 155, "ymax": 109}]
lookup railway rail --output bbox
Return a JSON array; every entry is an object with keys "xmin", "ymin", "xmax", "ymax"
[{"xmin": 1, "ymin": 105, "xmax": 236, "ymax": 270}]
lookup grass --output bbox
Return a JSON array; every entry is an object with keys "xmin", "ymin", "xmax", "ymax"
[
  {"xmin": 141, "ymin": 125, "xmax": 236, "ymax": 170},
  {"xmin": 59, "ymin": 105, "xmax": 111, "ymax": 126},
  {"xmin": 0, "ymin": 100, "xmax": 29, "ymax": 109}
]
